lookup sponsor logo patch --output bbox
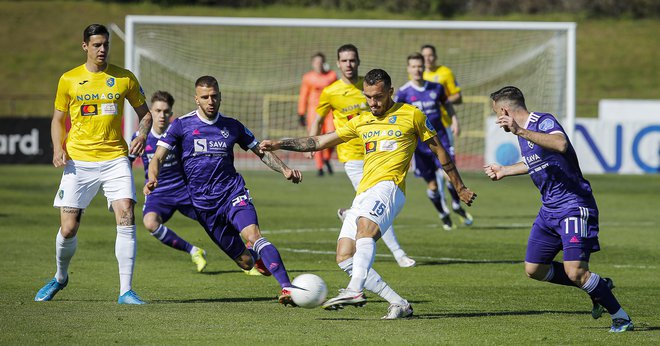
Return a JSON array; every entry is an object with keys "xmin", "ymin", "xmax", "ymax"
[
  {"xmin": 194, "ymin": 138, "xmax": 207, "ymax": 152},
  {"xmin": 425, "ymin": 117, "xmax": 435, "ymax": 132},
  {"xmin": 100, "ymin": 103, "xmax": 117, "ymax": 115},
  {"xmin": 365, "ymin": 141, "xmax": 377, "ymax": 154},
  {"xmin": 539, "ymin": 118, "xmax": 555, "ymax": 132},
  {"xmin": 380, "ymin": 140, "xmax": 398, "ymax": 152},
  {"xmin": 81, "ymin": 104, "xmax": 98, "ymax": 116}
]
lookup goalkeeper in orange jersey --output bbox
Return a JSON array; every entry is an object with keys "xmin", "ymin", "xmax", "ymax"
[{"xmin": 297, "ymin": 52, "xmax": 338, "ymax": 176}]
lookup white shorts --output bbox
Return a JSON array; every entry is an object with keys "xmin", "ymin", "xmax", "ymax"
[
  {"xmin": 343, "ymin": 160, "xmax": 364, "ymax": 191},
  {"xmin": 53, "ymin": 157, "xmax": 136, "ymax": 210},
  {"xmin": 338, "ymin": 181, "xmax": 405, "ymax": 241}
]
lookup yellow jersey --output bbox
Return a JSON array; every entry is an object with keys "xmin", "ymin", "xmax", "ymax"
[
  {"xmin": 423, "ymin": 65, "xmax": 461, "ymax": 128},
  {"xmin": 54, "ymin": 63, "xmax": 146, "ymax": 161},
  {"xmin": 335, "ymin": 102, "xmax": 436, "ymax": 195},
  {"xmin": 316, "ymin": 77, "xmax": 368, "ymax": 162}
]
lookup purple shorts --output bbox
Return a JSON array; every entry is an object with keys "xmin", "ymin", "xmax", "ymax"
[
  {"xmin": 525, "ymin": 206, "xmax": 600, "ymax": 263},
  {"xmin": 143, "ymin": 186, "xmax": 197, "ymax": 222},
  {"xmin": 413, "ymin": 131, "xmax": 454, "ymax": 182},
  {"xmin": 195, "ymin": 190, "xmax": 258, "ymax": 260}
]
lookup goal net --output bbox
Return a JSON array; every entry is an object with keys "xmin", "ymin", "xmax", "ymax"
[{"xmin": 125, "ymin": 17, "xmax": 575, "ymax": 171}]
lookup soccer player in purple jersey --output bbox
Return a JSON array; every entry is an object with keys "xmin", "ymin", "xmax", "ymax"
[
  {"xmin": 395, "ymin": 53, "xmax": 473, "ymax": 230},
  {"xmin": 131, "ymin": 91, "xmax": 207, "ymax": 272},
  {"xmin": 145, "ymin": 76, "xmax": 302, "ymax": 305},
  {"xmin": 484, "ymin": 86, "xmax": 633, "ymax": 333}
]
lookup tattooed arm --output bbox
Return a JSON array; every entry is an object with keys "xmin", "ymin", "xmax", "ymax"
[
  {"xmin": 128, "ymin": 103, "xmax": 154, "ymax": 156},
  {"xmin": 250, "ymin": 145, "xmax": 303, "ymax": 184},
  {"xmin": 259, "ymin": 132, "xmax": 344, "ymax": 152}
]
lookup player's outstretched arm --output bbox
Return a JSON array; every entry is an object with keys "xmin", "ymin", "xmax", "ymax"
[
  {"xmin": 426, "ymin": 136, "xmax": 476, "ymax": 206},
  {"xmin": 144, "ymin": 146, "xmax": 169, "ymax": 195},
  {"xmin": 444, "ymin": 101, "xmax": 460, "ymax": 137},
  {"xmin": 129, "ymin": 103, "xmax": 154, "ymax": 157},
  {"xmin": 51, "ymin": 109, "xmax": 68, "ymax": 168},
  {"xmin": 250, "ymin": 145, "xmax": 302, "ymax": 184},
  {"xmin": 483, "ymin": 161, "xmax": 528, "ymax": 181},
  {"xmin": 260, "ymin": 132, "xmax": 344, "ymax": 153}
]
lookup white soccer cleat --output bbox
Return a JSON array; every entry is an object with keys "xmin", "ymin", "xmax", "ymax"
[
  {"xmin": 322, "ymin": 288, "xmax": 366, "ymax": 310},
  {"xmin": 337, "ymin": 208, "xmax": 348, "ymax": 222},
  {"xmin": 381, "ymin": 302, "xmax": 414, "ymax": 319},
  {"xmin": 396, "ymin": 255, "xmax": 416, "ymax": 268}
]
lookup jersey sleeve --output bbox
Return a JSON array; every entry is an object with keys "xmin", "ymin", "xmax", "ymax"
[
  {"xmin": 413, "ymin": 108, "xmax": 437, "ymax": 142},
  {"xmin": 315, "ymin": 89, "xmax": 332, "ymax": 119},
  {"xmin": 297, "ymin": 75, "xmax": 310, "ymax": 116},
  {"xmin": 334, "ymin": 117, "xmax": 358, "ymax": 142},
  {"xmin": 125, "ymin": 71, "xmax": 147, "ymax": 108},
  {"xmin": 537, "ymin": 114, "xmax": 564, "ymax": 135},
  {"xmin": 157, "ymin": 120, "xmax": 181, "ymax": 150},
  {"xmin": 53, "ymin": 75, "xmax": 70, "ymax": 112},
  {"xmin": 237, "ymin": 122, "xmax": 258, "ymax": 151},
  {"xmin": 443, "ymin": 68, "xmax": 461, "ymax": 95},
  {"xmin": 393, "ymin": 89, "xmax": 404, "ymax": 103}
]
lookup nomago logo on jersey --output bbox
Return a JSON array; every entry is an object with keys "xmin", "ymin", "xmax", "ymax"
[{"xmin": 0, "ymin": 129, "xmax": 39, "ymax": 155}]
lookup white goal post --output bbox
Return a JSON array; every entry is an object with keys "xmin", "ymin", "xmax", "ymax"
[{"xmin": 124, "ymin": 16, "xmax": 575, "ymax": 171}]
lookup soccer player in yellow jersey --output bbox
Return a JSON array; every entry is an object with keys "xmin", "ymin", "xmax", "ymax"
[
  {"xmin": 35, "ymin": 24, "xmax": 153, "ymax": 305},
  {"xmin": 261, "ymin": 69, "xmax": 476, "ymax": 319},
  {"xmin": 421, "ymin": 44, "xmax": 474, "ymax": 226},
  {"xmin": 310, "ymin": 44, "xmax": 417, "ymax": 269}
]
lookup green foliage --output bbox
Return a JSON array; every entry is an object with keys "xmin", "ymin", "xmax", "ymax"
[{"xmin": 0, "ymin": 166, "xmax": 659, "ymax": 344}]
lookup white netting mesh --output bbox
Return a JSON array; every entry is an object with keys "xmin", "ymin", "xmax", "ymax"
[{"xmin": 128, "ymin": 18, "xmax": 570, "ymax": 171}]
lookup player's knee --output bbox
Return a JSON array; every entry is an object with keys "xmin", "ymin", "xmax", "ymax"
[
  {"xmin": 524, "ymin": 263, "xmax": 546, "ymax": 281},
  {"xmin": 565, "ymin": 267, "xmax": 589, "ymax": 286},
  {"xmin": 59, "ymin": 225, "xmax": 79, "ymax": 238},
  {"xmin": 142, "ymin": 219, "xmax": 159, "ymax": 232}
]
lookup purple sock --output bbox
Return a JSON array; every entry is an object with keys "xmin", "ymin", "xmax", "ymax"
[
  {"xmin": 582, "ymin": 272, "xmax": 622, "ymax": 314},
  {"xmin": 253, "ymin": 237, "xmax": 291, "ymax": 288},
  {"xmin": 426, "ymin": 189, "xmax": 449, "ymax": 215},
  {"xmin": 151, "ymin": 225, "xmax": 193, "ymax": 253},
  {"xmin": 547, "ymin": 261, "xmax": 578, "ymax": 287}
]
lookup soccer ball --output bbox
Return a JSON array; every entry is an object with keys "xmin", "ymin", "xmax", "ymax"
[{"xmin": 290, "ymin": 274, "xmax": 328, "ymax": 309}]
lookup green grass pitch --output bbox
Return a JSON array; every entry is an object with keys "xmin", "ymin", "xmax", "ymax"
[{"xmin": 0, "ymin": 165, "xmax": 658, "ymax": 344}]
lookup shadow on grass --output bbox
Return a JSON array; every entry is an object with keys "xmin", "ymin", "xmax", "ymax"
[
  {"xmin": 416, "ymin": 310, "xmax": 588, "ymax": 319},
  {"xmin": 200, "ymin": 268, "xmax": 336, "ymax": 276},
  {"xmin": 150, "ymin": 297, "xmax": 276, "ymax": 303}
]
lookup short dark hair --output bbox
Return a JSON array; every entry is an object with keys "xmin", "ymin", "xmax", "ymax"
[
  {"xmin": 364, "ymin": 69, "xmax": 391, "ymax": 91},
  {"xmin": 151, "ymin": 91, "xmax": 174, "ymax": 109},
  {"xmin": 195, "ymin": 75, "xmax": 219, "ymax": 89},
  {"xmin": 337, "ymin": 44, "xmax": 359, "ymax": 62},
  {"xmin": 311, "ymin": 52, "xmax": 325, "ymax": 61},
  {"xmin": 83, "ymin": 24, "xmax": 109, "ymax": 43},
  {"xmin": 490, "ymin": 86, "xmax": 527, "ymax": 109},
  {"xmin": 407, "ymin": 52, "xmax": 424, "ymax": 64},
  {"xmin": 420, "ymin": 44, "xmax": 436, "ymax": 56}
]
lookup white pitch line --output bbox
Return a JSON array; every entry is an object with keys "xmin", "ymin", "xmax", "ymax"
[
  {"xmin": 278, "ymin": 247, "xmax": 508, "ymax": 263},
  {"xmin": 613, "ymin": 265, "xmax": 657, "ymax": 269}
]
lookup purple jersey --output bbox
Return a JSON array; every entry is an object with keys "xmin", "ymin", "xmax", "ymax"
[
  {"xmin": 519, "ymin": 112, "xmax": 596, "ymax": 210},
  {"xmin": 157, "ymin": 110, "xmax": 257, "ymax": 211},
  {"xmin": 394, "ymin": 81, "xmax": 452, "ymax": 154},
  {"xmin": 133, "ymin": 129, "xmax": 186, "ymax": 193}
]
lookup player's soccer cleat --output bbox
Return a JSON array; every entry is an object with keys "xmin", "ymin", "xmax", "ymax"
[
  {"xmin": 322, "ymin": 288, "xmax": 367, "ymax": 310},
  {"xmin": 381, "ymin": 302, "xmax": 414, "ymax": 320},
  {"xmin": 324, "ymin": 160, "xmax": 333, "ymax": 175},
  {"xmin": 609, "ymin": 318, "xmax": 634, "ymax": 333},
  {"xmin": 278, "ymin": 287, "xmax": 297, "ymax": 307},
  {"xmin": 253, "ymin": 258, "xmax": 272, "ymax": 276},
  {"xmin": 243, "ymin": 267, "xmax": 264, "ymax": 276},
  {"xmin": 34, "ymin": 277, "xmax": 68, "ymax": 302},
  {"xmin": 591, "ymin": 277, "xmax": 615, "ymax": 319},
  {"xmin": 453, "ymin": 207, "xmax": 474, "ymax": 226},
  {"xmin": 118, "ymin": 290, "xmax": 146, "ymax": 305},
  {"xmin": 191, "ymin": 248, "xmax": 207, "ymax": 273},
  {"xmin": 396, "ymin": 255, "xmax": 416, "ymax": 268},
  {"xmin": 440, "ymin": 214, "xmax": 454, "ymax": 231},
  {"xmin": 337, "ymin": 208, "xmax": 347, "ymax": 222}
]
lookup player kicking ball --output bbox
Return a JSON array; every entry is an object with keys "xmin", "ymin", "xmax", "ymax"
[
  {"xmin": 261, "ymin": 69, "xmax": 476, "ymax": 318},
  {"xmin": 145, "ymin": 76, "xmax": 301, "ymax": 305},
  {"xmin": 484, "ymin": 86, "xmax": 633, "ymax": 332}
]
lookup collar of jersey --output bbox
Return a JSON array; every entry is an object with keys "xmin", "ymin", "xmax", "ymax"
[
  {"xmin": 408, "ymin": 81, "xmax": 429, "ymax": 92},
  {"xmin": 150, "ymin": 128, "xmax": 164, "ymax": 139},
  {"xmin": 196, "ymin": 110, "xmax": 220, "ymax": 125}
]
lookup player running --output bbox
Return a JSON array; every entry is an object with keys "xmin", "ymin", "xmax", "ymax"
[
  {"xmin": 395, "ymin": 52, "xmax": 471, "ymax": 230},
  {"xmin": 145, "ymin": 76, "xmax": 301, "ymax": 305},
  {"xmin": 484, "ymin": 86, "xmax": 633, "ymax": 333},
  {"xmin": 131, "ymin": 91, "xmax": 207, "ymax": 272},
  {"xmin": 261, "ymin": 69, "xmax": 476, "ymax": 319}
]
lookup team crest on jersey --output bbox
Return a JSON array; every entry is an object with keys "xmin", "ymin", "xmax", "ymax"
[
  {"xmin": 430, "ymin": 92, "xmax": 437, "ymax": 99},
  {"xmin": 425, "ymin": 118, "xmax": 435, "ymax": 131},
  {"xmin": 220, "ymin": 127, "xmax": 230, "ymax": 138},
  {"xmin": 80, "ymin": 104, "xmax": 98, "ymax": 116},
  {"xmin": 527, "ymin": 140, "xmax": 535, "ymax": 149},
  {"xmin": 106, "ymin": 77, "xmax": 115, "ymax": 87},
  {"xmin": 539, "ymin": 118, "xmax": 555, "ymax": 131},
  {"xmin": 389, "ymin": 116, "xmax": 397, "ymax": 124},
  {"xmin": 365, "ymin": 141, "xmax": 377, "ymax": 154}
]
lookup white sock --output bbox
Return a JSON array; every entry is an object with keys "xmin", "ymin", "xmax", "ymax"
[
  {"xmin": 381, "ymin": 226, "xmax": 405, "ymax": 260},
  {"xmin": 55, "ymin": 229, "xmax": 77, "ymax": 284},
  {"xmin": 435, "ymin": 169, "xmax": 450, "ymax": 211},
  {"xmin": 116, "ymin": 225, "xmax": 136, "ymax": 295},
  {"xmin": 339, "ymin": 257, "xmax": 405, "ymax": 304},
  {"xmin": 347, "ymin": 238, "xmax": 376, "ymax": 292},
  {"xmin": 189, "ymin": 246, "xmax": 200, "ymax": 255},
  {"xmin": 611, "ymin": 308, "xmax": 630, "ymax": 321}
]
